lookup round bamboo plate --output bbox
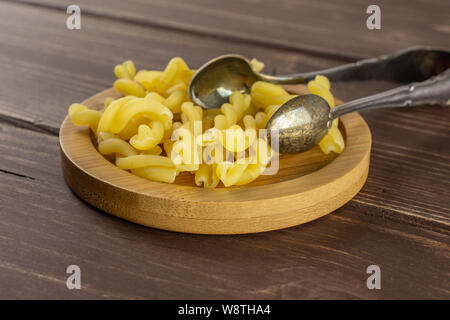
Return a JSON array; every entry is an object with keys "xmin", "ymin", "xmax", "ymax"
[{"xmin": 60, "ymin": 86, "xmax": 371, "ymax": 234}]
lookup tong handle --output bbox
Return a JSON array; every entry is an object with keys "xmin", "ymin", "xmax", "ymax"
[
  {"xmin": 270, "ymin": 47, "xmax": 450, "ymax": 84},
  {"xmin": 331, "ymin": 68, "xmax": 450, "ymax": 119}
]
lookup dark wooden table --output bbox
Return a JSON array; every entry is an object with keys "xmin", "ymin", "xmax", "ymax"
[{"xmin": 0, "ymin": 0, "xmax": 449, "ymax": 299}]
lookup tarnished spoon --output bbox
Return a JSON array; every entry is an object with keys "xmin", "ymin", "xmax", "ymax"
[
  {"xmin": 189, "ymin": 47, "xmax": 450, "ymax": 110},
  {"xmin": 188, "ymin": 47, "xmax": 450, "ymax": 153}
]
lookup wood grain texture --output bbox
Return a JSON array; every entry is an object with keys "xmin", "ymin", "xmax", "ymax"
[
  {"xmin": 0, "ymin": 0, "xmax": 449, "ymax": 298},
  {"xmin": 0, "ymin": 1, "xmax": 340, "ymax": 133},
  {"xmin": 11, "ymin": 0, "xmax": 450, "ymax": 60},
  {"xmin": 59, "ymin": 88, "xmax": 371, "ymax": 234},
  {"xmin": 0, "ymin": 1, "xmax": 449, "ymax": 231},
  {"xmin": 1, "ymin": 122, "xmax": 449, "ymax": 299}
]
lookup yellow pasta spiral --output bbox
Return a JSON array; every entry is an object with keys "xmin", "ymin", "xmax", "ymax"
[
  {"xmin": 249, "ymin": 58, "xmax": 265, "ymax": 73},
  {"xmin": 68, "ymin": 103, "xmax": 101, "ymax": 132},
  {"xmin": 113, "ymin": 60, "xmax": 146, "ymax": 97},
  {"xmin": 97, "ymin": 133, "xmax": 177, "ymax": 183},
  {"xmin": 129, "ymin": 122, "xmax": 165, "ymax": 150},
  {"xmin": 99, "ymin": 96, "xmax": 173, "ymax": 134},
  {"xmin": 195, "ymin": 163, "xmax": 220, "ymax": 188},
  {"xmin": 307, "ymin": 75, "xmax": 344, "ymax": 154},
  {"xmin": 213, "ymin": 91, "xmax": 251, "ymax": 129},
  {"xmin": 114, "ymin": 60, "xmax": 136, "ymax": 79},
  {"xmin": 250, "ymin": 81, "xmax": 296, "ymax": 109},
  {"xmin": 134, "ymin": 70, "xmax": 162, "ymax": 91},
  {"xmin": 155, "ymin": 57, "xmax": 191, "ymax": 94}
]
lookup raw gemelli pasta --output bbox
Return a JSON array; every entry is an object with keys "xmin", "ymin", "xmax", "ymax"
[{"xmin": 68, "ymin": 57, "xmax": 344, "ymax": 187}]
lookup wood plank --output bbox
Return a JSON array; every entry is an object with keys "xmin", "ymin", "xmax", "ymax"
[
  {"xmin": 0, "ymin": 122, "xmax": 449, "ymax": 299},
  {"xmin": 329, "ymin": 80, "xmax": 450, "ymax": 231},
  {"xmin": 0, "ymin": 2, "xmax": 449, "ymax": 230},
  {"xmin": 12, "ymin": 0, "xmax": 450, "ymax": 60},
  {"xmin": 356, "ymin": 106, "xmax": 450, "ymax": 231}
]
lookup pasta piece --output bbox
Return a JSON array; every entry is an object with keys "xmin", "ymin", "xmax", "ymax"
[
  {"xmin": 223, "ymin": 115, "xmax": 257, "ymax": 154},
  {"xmin": 129, "ymin": 122, "xmax": 164, "ymax": 150},
  {"xmin": 234, "ymin": 163, "xmax": 266, "ymax": 185},
  {"xmin": 207, "ymin": 143, "xmax": 236, "ymax": 166},
  {"xmin": 170, "ymin": 126, "xmax": 200, "ymax": 172},
  {"xmin": 195, "ymin": 164, "xmax": 220, "ymax": 188},
  {"xmin": 132, "ymin": 167, "xmax": 178, "ymax": 183},
  {"xmin": 214, "ymin": 91, "xmax": 251, "ymax": 130},
  {"xmin": 113, "ymin": 60, "xmax": 146, "ymax": 97},
  {"xmin": 156, "ymin": 57, "xmax": 190, "ymax": 93},
  {"xmin": 200, "ymin": 92, "xmax": 252, "ymax": 164},
  {"xmin": 163, "ymin": 90, "xmax": 186, "ymax": 113},
  {"xmin": 116, "ymin": 155, "xmax": 173, "ymax": 170},
  {"xmin": 114, "ymin": 60, "xmax": 136, "ymax": 79},
  {"xmin": 250, "ymin": 58, "xmax": 265, "ymax": 73},
  {"xmin": 145, "ymin": 92, "xmax": 165, "ymax": 103},
  {"xmin": 318, "ymin": 122, "xmax": 345, "ymax": 154},
  {"xmin": 250, "ymin": 81, "xmax": 296, "ymax": 108},
  {"xmin": 98, "ymin": 138, "xmax": 137, "ymax": 157},
  {"xmin": 307, "ymin": 75, "xmax": 334, "ymax": 108},
  {"xmin": 216, "ymin": 161, "xmax": 249, "ymax": 187},
  {"xmin": 165, "ymin": 80, "xmax": 187, "ymax": 95},
  {"xmin": 113, "ymin": 78, "xmax": 146, "ymax": 97},
  {"xmin": 117, "ymin": 116, "xmax": 149, "ymax": 140},
  {"xmin": 218, "ymin": 137, "xmax": 272, "ymax": 186},
  {"xmin": 109, "ymin": 98, "xmax": 173, "ymax": 133},
  {"xmin": 68, "ymin": 103, "xmax": 101, "ymax": 132},
  {"xmin": 97, "ymin": 96, "xmax": 135, "ymax": 134},
  {"xmin": 254, "ymin": 111, "xmax": 268, "ymax": 130},
  {"xmin": 179, "ymin": 69, "xmax": 196, "ymax": 85},
  {"xmin": 140, "ymin": 145, "xmax": 163, "ymax": 155},
  {"xmin": 135, "ymin": 70, "xmax": 162, "ymax": 91},
  {"xmin": 97, "ymin": 131, "xmax": 117, "ymax": 144},
  {"xmin": 180, "ymin": 102, "xmax": 203, "ymax": 133},
  {"xmin": 307, "ymin": 75, "xmax": 344, "ymax": 154}
]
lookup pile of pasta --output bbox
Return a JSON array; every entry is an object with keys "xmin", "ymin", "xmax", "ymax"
[{"xmin": 68, "ymin": 57, "xmax": 344, "ymax": 188}]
